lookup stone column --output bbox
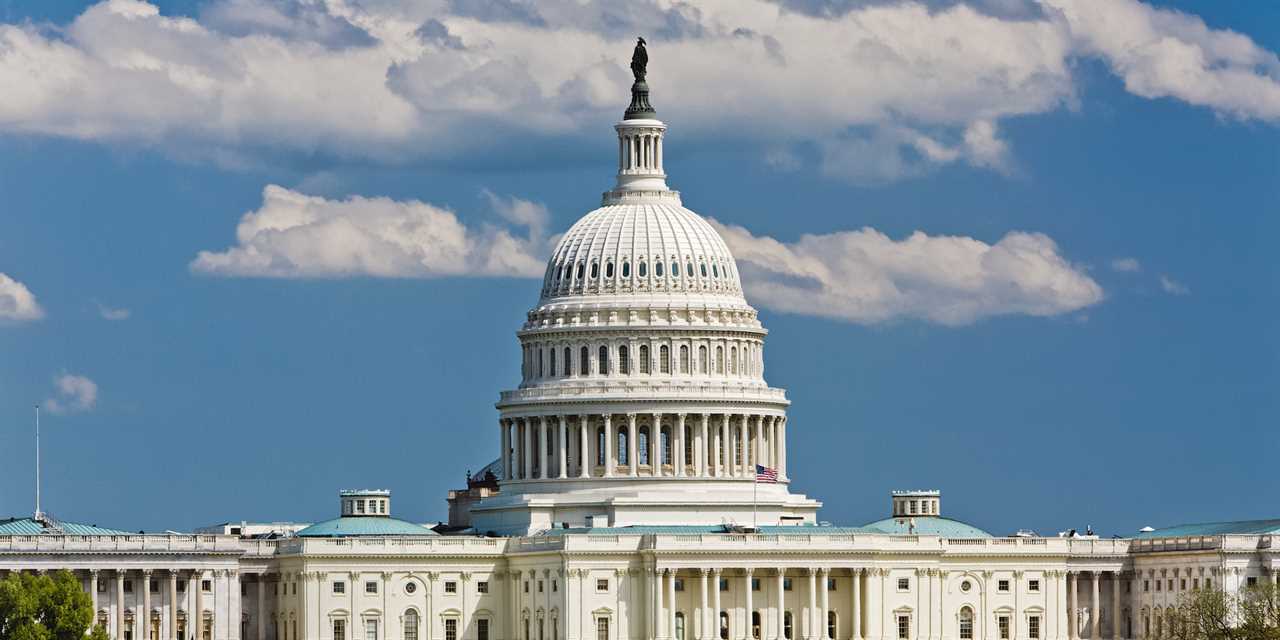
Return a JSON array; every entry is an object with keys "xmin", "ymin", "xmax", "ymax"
[
  {"xmin": 255, "ymin": 577, "xmax": 264, "ymax": 640},
  {"xmin": 779, "ymin": 418, "xmax": 788, "ymax": 481},
  {"xmin": 699, "ymin": 415, "xmax": 710, "ymax": 477},
  {"xmin": 195, "ymin": 571, "xmax": 205, "ymax": 640},
  {"xmin": 1111, "ymin": 573, "xmax": 1121, "ymax": 640},
  {"xmin": 1091, "ymin": 572, "xmax": 1100, "ymax": 640},
  {"xmin": 776, "ymin": 570, "xmax": 786, "ymax": 640},
  {"xmin": 538, "ymin": 417, "xmax": 550, "ymax": 480},
  {"xmin": 501, "ymin": 420, "xmax": 512, "ymax": 480},
  {"xmin": 700, "ymin": 570, "xmax": 711, "ymax": 640},
  {"xmin": 652, "ymin": 414, "xmax": 663, "ymax": 478},
  {"xmin": 668, "ymin": 571, "xmax": 678, "ymax": 640},
  {"xmin": 738, "ymin": 418, "xmax": 749, "ymax": 477},
  {"xmin": 851, "ymin": 570, "xmax": 862, "ymax": 640},
  {"xmin": 601, "ymin": 415, "xmax": 614, "ymax": 477},
  {"xmin": 675, "ymin": 414, "xmax": 687, "ymax": 477},
  {"xmin": 807, "ymin": 569, "xmax": 817, "ymax": 640},
  {"xmin": 628, "ymin": 414, "xmax": 639, "ymax": 477},
  {"xmin": 142, "ymin": 571, "xmax": 152, "ymax": 640},
  {"xmin": 754, "ymin": 416, "xmax": 764, "ymax": 470},
  {"xmin": 819, "ymin": 570, "xmax": 829, "ymax": 640},
  {"xmin": 655, "ymin": 569, "xmax": 666, "ymax": 640},
  {"xmin": 720, "ymin": 416, "xmax": 731, "ymax": 478},
  {"xmin": 1069, "ymin": 572, "xmax": 1079, "ymax": 640},
  {"xmin": 579, "ymin": 416, "xmax": 590, "ymax": 478},
  {"xmin": 117, "ymin": 570, "xmax": 126, "ymax": 640},
  {"xmin": 558, "ymin": 416, "xmax": 569, "ymax": 479},
  {"xmin": 522, "ymin": 419, "xmax": 533, "ymax": 480},
  {"xmin": 712, "ymin": 571, "xmax": 722, "ymax": 640},
  {"xmin": 744, "ymin": 570, "xmax": 754, "ymax": 640},
  {"xmin": 90, "ymin": 570, "xmax": 99, "ymax": 628},
  {"xmin": 864, "ymin": 571, "xmax": 882, "ymax": 640}
]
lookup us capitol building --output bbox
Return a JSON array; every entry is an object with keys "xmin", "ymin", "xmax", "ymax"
[{"xmin": 3, "ymin": 43, "xmax": 1276, "ymax": 640}]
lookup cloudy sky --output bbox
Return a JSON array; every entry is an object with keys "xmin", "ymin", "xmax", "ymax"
[{"xmin": 0, "ymin": 0, "xmax": 1276, "ymax": 535}]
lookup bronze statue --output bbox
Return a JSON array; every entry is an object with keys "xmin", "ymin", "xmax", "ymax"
[{"xmin": 630, "ymin": 37, "xmax": 648, "ymax": 82}]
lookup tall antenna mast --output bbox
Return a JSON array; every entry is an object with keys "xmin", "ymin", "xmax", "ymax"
[{"xmin": 34, "ymin": 404, "xmax": 41, "ymax": 520}]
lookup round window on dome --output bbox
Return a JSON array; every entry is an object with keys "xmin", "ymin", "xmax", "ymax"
[
  {"xmin": 405, "ymin": 582, "xmax": 417, "ymax": 595},
  {"xmin": 960, "ymin": 581, "xmax": 971, "ymax": 593}
]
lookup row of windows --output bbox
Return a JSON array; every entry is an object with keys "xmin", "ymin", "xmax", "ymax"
[
  {"xmin": 521, "ymin": 341, "xmax": 760, "ymax": 381},
  {"xmin": 542, "ymin": 255, "xmax": 737, "ymax": 296},
  {"xmin": 101, "ymin": 579, "xmax": 212, "ymax": 594},
  {"xmin": 333, "ymin": 614, "xmax": 486, "ymax": 640},
  {"xmin": 1143, "ymin": 577, "xmax": 1215, "ymax": 592},
  {"xmin": 891, "ymin": 577, "xmax": 1040, "ymax": 593},
  {"xmin": 341, "ymin": 498, "xmax": 387, "ymax": 516},
  {"xmin": 642, "ymin": 609, "xmax": 1043, "ymax": 640},
  {"xmin": 332, "ymin": 580, "xmax": 489, "ymax": 596}
]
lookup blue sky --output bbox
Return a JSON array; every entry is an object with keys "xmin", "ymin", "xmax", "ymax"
[{"xmin": 0, "ymin": 0, "xmax": 1277, "ymax": 536}]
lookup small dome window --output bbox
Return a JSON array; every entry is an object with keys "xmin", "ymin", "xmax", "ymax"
[
  {"xmin": 639, "ymin": 262, "xmax": 647, "ymax": 277},
  {"xmin": 655, "ymin": 261, "xmax": 664, "ymax": 277},
  {"xmin": 590, "ymin": 262, "xmax": 599, "ymax": 279},
  {"xmin": 605, "ymin": 262, "xmax": 614, "ymax": 278},
  {"xmin": 671, "ymin": 262, "xmax": 679, "ymax": 276},
  {"xmin": 712, "ymin": 264, "xmax": 719, "ymax": 278},
  {"xmin": 576, "ymin": 262, "xmax": 585, "ymax": 280},
  {"xmin": 622, "ymin": 262, "xmax": 630, "ymax": 278},
  {"xmin": 700, "ymin": 263, "xmax": 708, "ymax": 277},
  {"xmin": 686, "ymin": 262, "xmax": 694, "ymax": 277}
]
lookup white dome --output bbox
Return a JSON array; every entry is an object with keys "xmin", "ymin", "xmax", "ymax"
[{"xmin": 538, "ymin": 195, "xmax": 745, "ymax": 304}]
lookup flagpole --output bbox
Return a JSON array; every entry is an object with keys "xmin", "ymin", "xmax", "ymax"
[
  {"xmin": 752, "ymin": 465, "xmax": 757, "ymax": 530},
  {"xmin": 34, "ymin": 404, "xmax": 41, "ymax": 520}
]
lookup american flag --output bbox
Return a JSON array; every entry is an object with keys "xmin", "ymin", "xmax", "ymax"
[{"xmin": 755, "ymin": 464, "xmax": 778, "ymax": 483}]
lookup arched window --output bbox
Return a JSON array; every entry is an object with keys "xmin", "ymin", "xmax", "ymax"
[
  {"xmin": 639, "ymin": 345, "xmax": 651, "ymax": 374},
  {"xmin": 687, "ymin": 262, "xmax": 694, "ymax": 277},
  {"xmin": 675, "ymin": 613, "xmax": 685, "ymax": 640},
  {"xmin": 654, "ymin": 261, "xmax": 663, "ymax": 277},
  {"xmin": 660, "ymin": 345, "xmax": 670, "ymax": 373},
  {"xmin": 716, "ymin": 346, "xmax": 724, "ymax": 374},
  {"xmin": 701, "ymin": 263, "xmax": 708, "ymax": 277},
  {"xmin": 713, "ymin": 264, "xmax": 719, "ymax": 278},
  {"xmin": 827, "ymin": 612, "xmax": 837, "ymax": 640},
  {"xmin": 622, "ymin": 262, "xmax": 630, "ymax": 278},
  {"xmin": 619, "ymin": 345, "xmax": 630, "ymax": 374},
  {"xmin": 580, "ymin": 346, "xmax": 590, "ymax": 376},
  {"xmin": 590, "ymin": 262, "xmax": 599, "ymax": 279},
  {"xmin": 684, "ymin": 425, "xmax": 694, "ymax": 466},
  {"xmin": 671, "ymin": 261, "xmax": 679, "ymax": 276},
  {"xmin": 597, "ymin": 427, "xmax": 607, "ymax": 466},
  {"xmin": 618, "ymin": 430, "xmax": 629, "ymax": 465},
  {"xmin": 639, "ymin": 262, "xmax": 647, "ymax": 277},
  {"xmin": 563, "ymin": 347, "xmax": 572, "ymax": 376},
  {"xmin": 638, "ymin": 427, "xmax": 650, "ymax": 465},
  {"xmin": 537, "ymin": 348, "xmax": 544, "ymax": 378},
  {"xmin": 719, "ymin": 612, "xmax": 729, "ymax": 640},
  {"xmin": 783, "ymin": 612, "xmax": 793, "ymax": 640},
  {"xmin": 679, "ymin": 345, "xmax": 690, "ymax": 373},
  {"xmin": 404, "ymin": 611, "xmax": 419, "ymax": 640},
  {"xmin": 699, "ymin": 346, "xmax": 708, "ymax": 374},
  {"xmin": 606, "ymin": 262, "xmax": 614, "ymax": 278},
  {"xmin": 752, "ymin": 612, "xmax": 762, "ymax": 640},
  {"xmin": 576, "ymin": 262, "xmax": 584, "ymax": 280},
  {"xmin": 598, "ymin": 346, "xmax": 609, "ymax": 375},
  {"xmin": 549, "ymin": 349, "xmax": 557, "ymax": 377},
  {"xmin": 730, "ymin": 346, "xmax": 737, "ymax": 375}
]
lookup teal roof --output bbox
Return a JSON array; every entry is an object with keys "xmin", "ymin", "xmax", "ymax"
[
  {"xmin": 296, "ymin": 516, "xmax": 438, "ymax": 537},
  {"xmin": 538, "ymin": 524, "xmax": 874, "ymax": 536},
  {"xmin": 1135, "ymin": 519, "xmax": 1280, "ymax": 539},
  {"xmin": 860, "ymin": 516, "xmax": 992, "ymax": 538},
  {"xmin": 0, "ymin": 517, "xmax": 131, "ymax": 536}
]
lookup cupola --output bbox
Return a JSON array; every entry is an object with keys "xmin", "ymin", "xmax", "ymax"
[
  {"xmin": 339, "ymin": 489, "xmax": 391, "ymax": 517},
  {"xmin": 891, "ymin": 490, "xmax": 941, "ymax": 517}
]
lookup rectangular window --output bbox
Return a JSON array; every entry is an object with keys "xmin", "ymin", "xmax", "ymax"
[
  {"xmin": 478, "ymin": 620, "xmax": 490, "ymax": 640},
  {"xmin": 1143, "ymin": 580, "xmax": 1150, "ymax": 592},
  {"xmin": 1247, "ymin": 577, "xmax": 1258, "ymax": 587},
  {"xmin": 753, "ymin": 578, "xmax": 762, "ymax": 592},
  {"xmin": 203, "ymin": 580, "xmax": 213, "ymax": 593},
  {"xmin": 998, "ymin": 616, "xmax": 1009, "ymax": 640},
  {"xmin": 124, "ymin": 580, "xmax": 134, "ymax": 593},
  {"xmin": 178, "ymin": 580, "xmax": 187, "ymax": 593},
  {"xmin": 357, "ymin": 500, "xmax": 366, "ymax": 514},
  {"xmin": 98, "ymin": 581, "xmax": 107, "ymax": 593},
  {"xmin": 292, "ymin": 583, "xmax": 297, "ymax": 596},
  {"xmin": 445, "ymin": 581, "xmax": 457, "ymax": 594},
  {"xmin": 477, "ymin": 581, "xmax": 489, "ymax": 594},
  {"xmin": 596, "ymin": 618, "xmax": 609, "ymax": 640},
  {"xmin": 404, "ymin": 617, "xmax": 418, "ymax": 640},
  {"xmin": 897, "ymin": 616, "xmax": 910, "ymax": 640},
  {"xmin": 365, "ymin": 620, "xmax": 377, "ymax": 640},
  {"xmin": 1192, "ymin": 578, "xmax": 1199, "ymax": 590},
  {"xmin": 334, "ymin": 620, "xmax": 346, "ymax": 640},
  {"xmin": 674, "ymin": 579, "xmax": 685, "ymax": 592},
  {"xmin": 596, "ymin": 579, "xmax": 609, "ymax": 592},
  {"xmin": 1028, "ymin": 580, "xmax": 1040, "ymax": 592},
  {"xmin": 827, "ymin": 579, "xmax": 837, "ymax": 591},
  {"xmin": 1028, "ymin": 616, "xmax": 1040, "ymax": 640},
  {"xmin": 998, "ymin": 580, "xmax": 1010, "ymax": 593},
  {"xmin": 1167, "ymin": 580, "xmax": 1173, "ymax": 591},
  {"xmin": 444, "ymin": 619, "xmax": 457, "ymax": 640},
  {"xmin": 150, "ymin": 580, "xmax": 159, "ymax": 594},
  {"xmin": 334, "ymin": 582, "xmax": 346, "ymax": 594},
  {"xmin": 553, "ymin": 581, "xmax": 558, "ymax": 592},
  {"xmin": 1156, "ymin": 581, "xmax": 1161, "ymax": 592},
  {"xmin": 960, "ymin": 615, "xmax": 973, "ymax": 640},
  {"xmin": 1181, "ymin": 579, "xmax": 1187, "ymax": 590},
  {"xmin": 897, "ymin": 578, "xmax": 910, "ymax": 591},
  {"xmin": 539, "ymin": 581, "xmax": 544, "ymax": 593},
  {"xmin": 783, "ymin": 578, "xmax": 793, "ymax": 591},
  {"xmin": 524, "ymin": 582, "xmax": 529, "ymax": 593},
  {"xmin": 366, "ymin": 582, "xmax": 378, "ymax": 594},
  {"xmin": 719, "ymin": 579, "xmax": 729, "ymax": 592}
]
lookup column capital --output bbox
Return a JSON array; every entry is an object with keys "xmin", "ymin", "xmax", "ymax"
[
  {"xmin": 141, "ymin": 569, "xmax": 153, "ymax": 577},
  {"xmin": 743, "ymin": 568, "xmax": 754, "ymax": 577},
  {"xmin": 699, "ymin": 568, "xmax": 711, "ymax": 576}
]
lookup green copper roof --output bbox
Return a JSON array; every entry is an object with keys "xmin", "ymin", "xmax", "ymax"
[
  {"xmin": 538, "ymin": 524, "xmax": 875, "ymax": 536},
  {"xmin": 296, "ymin": 516, "xmax": 438, "ymax": 538},
  {"xmin": 860, "ymin": 516, "xmax": 992, "ymax": 538},
  {"xmin": 0, "ymin": 517, "xmax": 131, "ymax": 536},
  {"xmin": 1135, "ymin": 519, "xmax": 1280, "ymax": 538}
]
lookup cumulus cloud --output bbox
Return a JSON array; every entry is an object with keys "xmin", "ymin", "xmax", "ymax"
[
  {"xmin": 0, "ymin": 0, "xmax": 1274, "ymax": 180},
  {"xmin": 1159, "ymin": 274, "xmax": 1190, "ymax": 295},
  {"xmin": 97, "ymin": 303, "xmax": 131, "ymax": 320},
  {"xmin": 44, "ymin": 374, "xmax": 99, "ymax": 415},
  {"xmin": 191, "ymin": 185, "xmax": 548, "ymax": 278},
  {"xmin": 710, "ymin": 220, "xmax": 1103, "ymax": 325},
  {"xmin": 1110, "ymin": 257, "xmax": 1141, "ymax": 272},
  {"xmin": 0, "ymin": 273, "xmax": 43, "ymax": 323}
]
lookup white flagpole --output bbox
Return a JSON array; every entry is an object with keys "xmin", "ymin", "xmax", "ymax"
[
  {"xmin": 752, "ymin": 465, "xmax": 757, "ymax": 530},
  {"xmin": 34, "ymin": 404, "xmax": 41, "ymax": 519}
]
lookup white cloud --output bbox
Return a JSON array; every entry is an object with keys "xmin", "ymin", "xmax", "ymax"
[
  {"xmin": 0, "ymin": 0, "xmax": 1273, "ymax": 180},
  {"xmin": 1160, "ymin": 274, "xmax": 1190, "ymax": 295},
  {"xmin": 710, "ymin": 220, "xmax": 1103, "ymax": 325},
  {"xmin": 1110, "ymin": 257, "xmax": 1141, "ymax": 272},
  {"xmin": 191, "ymin": 185, "xmax": 548, "ymax": 278},
  {"xmin": 44, "ymin": 373, "xmax": 99, "ymax": 415},
  {"xmin": 97, "ymin": 303, "xmax": 131, "ymax": 320},
  {"xmin": 0, "ymin": 272, "xmax": 43, "ymax": 323}
]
